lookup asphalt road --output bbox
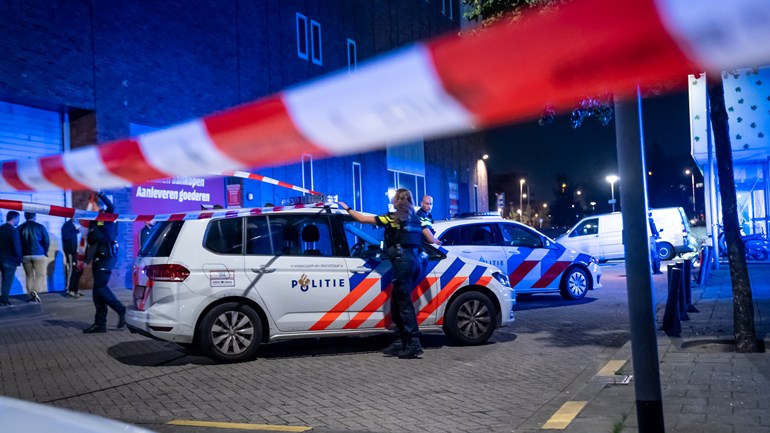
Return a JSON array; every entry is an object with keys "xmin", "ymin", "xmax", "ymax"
[{"xmin": 0, "ymin": 262, "xmax": 671, "ymax": 433}]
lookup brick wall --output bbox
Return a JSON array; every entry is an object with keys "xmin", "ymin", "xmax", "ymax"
[{"xmin": 1, "ymin": 0, "xmax": 476, "ymax": 287}]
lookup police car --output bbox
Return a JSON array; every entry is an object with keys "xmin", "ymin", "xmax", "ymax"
[
  {"xmin": 432, "ymin": 213, "xmax": 601, "ymax": 300},
  {"xmin": 126, "ymin": 205, "xmax": 515, "ymax": 363}
]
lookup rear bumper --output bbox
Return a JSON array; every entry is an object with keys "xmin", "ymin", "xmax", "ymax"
[{"xmin": 125, "ymin": 308, "xmax": 193, "ymax": 344}]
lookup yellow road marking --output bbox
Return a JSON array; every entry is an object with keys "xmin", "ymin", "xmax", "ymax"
[
  {"xmin": 166, "ymin": 420, "xmax": 312, "ymax": 432},
  {"xmin": 597, "ymin": 360, "xmax": 626, "ymax": 377},
  {"xmin": 541, "ymin": 401, "xmax": 587, "ymax": 430}
]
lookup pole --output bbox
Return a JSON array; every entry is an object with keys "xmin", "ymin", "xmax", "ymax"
[
  {"xmin": 691, "ymin": 173, "xmax": 696, "ymax": 215},
  {"xmin": 611, "ymin": 183, "xmax": 616, "ymax": 212},
  {"xmin": 615, "ymin": 87, "xmax": 665, "ymax": 432}
]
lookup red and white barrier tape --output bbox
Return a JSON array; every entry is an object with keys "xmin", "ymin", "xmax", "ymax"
[
  {"xmin": 222, "ymin": 171, "xmax": 323, "ymax": 195},
  {"xmin": 0, "ymin": 0, "xmax": 767, "ymax": 193},
  {"xmin": 0, "ymin": 199, "xmax": 327, "ymax": 222}
]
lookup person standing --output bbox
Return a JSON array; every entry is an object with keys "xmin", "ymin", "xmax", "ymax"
[
  {"xmin": 649, "ymin": 210, "xmax": 662, "ymax": 275},
  {"xmin": 83, "ymin": 192, "xmax": 126, "ymax": 333},
  {"xmin": 19, "ymin": 212, "xmax": 49, "ymax": 302},
  {"xmin": 339, "ymin": 189, "xmax": 439, "ymax": 359},
  {"xmin": 416, "ymin": 195, "xmax": 435, "ymax": 234},
  {"xmin": 0, "ymin": 211, "xmax": 23, "ymax": 306},
  {"xmin": 139, "ymin": 221, "xmax": 154, "ymax": 248},
  {"xmin": 61, "ymin": 218, "xmax": 84, "ymax": 297}
]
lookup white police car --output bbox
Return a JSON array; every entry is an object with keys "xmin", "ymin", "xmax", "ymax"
[
  {"xmin": 432, "ymin": 213, "xmax": 601, "ymax": 300},
  {"xmin": 126, "ymin": 206, "xmax": 514, "ymax": 363}
]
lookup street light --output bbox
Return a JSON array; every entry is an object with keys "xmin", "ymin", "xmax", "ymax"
[
  {"xmin": 590, "ymin": 201, "xmax": 596, "ymax": 213},
  {"xmin": 519, "ymin": 179, "xmax": 526, "ymax": 222},
  {"xmin": 606, "ymin": 175, "xmax": 619, "ymax": 212},
  {"xmin": 685, "ymin": 169, "xmax": 696, "ymax": 215}
]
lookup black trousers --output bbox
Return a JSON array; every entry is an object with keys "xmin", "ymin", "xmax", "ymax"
[
  {"xmin": 91, "ymin": 257, "xmax": 125, "ymax": 327},
  {"xmin": 389, "ymin": 250, "xmax": 421, "ymax": 340}
]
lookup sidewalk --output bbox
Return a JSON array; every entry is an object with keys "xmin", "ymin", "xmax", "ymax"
[{"xmin": 561, "ymin": 263, "xmax": 770, "ymax": 433}]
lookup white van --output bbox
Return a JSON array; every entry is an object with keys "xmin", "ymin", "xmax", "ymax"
[{"xmin": 556, "ymin": 207, "xmax": 693, "ymax": 262}]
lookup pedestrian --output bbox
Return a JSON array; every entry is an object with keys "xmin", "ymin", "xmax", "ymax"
[
  {"xmin": 416, "ymin": 195, "xmax": 435, "ymax": 234},
  {"xmin": 339, "ymin": 188, "xmax": 440, "ymax": 359},
  {"xmin": 139, "ymin": 221, "xmax": 154, "ymax": 248},
  {"xmin": 18, "ymin": 212, "xmax": 49, "ymax": 302},
  {"xmin": 649, "ymin": 210, "xmax": 662, "ymax": 274},
  {"xmin": 0, "ymin": 211, "xmax": 23, "ymax": 306},
  {"xmin": 61, "ymin": 218, "xmax": 84, "ymax": 297},
  {"xmin": 83, "ymin": 192, "xmax": 126, "ymax": 333}
]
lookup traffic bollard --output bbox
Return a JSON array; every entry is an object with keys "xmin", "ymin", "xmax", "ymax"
[
  {"xmin": 683, "ymin": 258, "xmax": 698, "ymax": 313},
  {"xmin": 675, "ymin": 262, "xmax": 690, "ymax": 321},
  {"xmin": 661, "ymin": 264, "xmax": 682, "ymax": 337}
]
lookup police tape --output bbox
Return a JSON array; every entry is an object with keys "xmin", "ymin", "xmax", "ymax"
[
  {"xmin": 0, "ymin": 199, "xmax": 327, "ymax": 222},
  {"xmin": 222, "ymin": 171, "xmax": 322, "ymax": 195},
  {"xmin": 0, "ymin": 0, "xmax": 767, "ymax": 193}
]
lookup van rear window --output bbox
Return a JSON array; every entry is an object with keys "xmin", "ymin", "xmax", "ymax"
[{"xmin": 138, "ymin": 221, "xmax": 184, "ymax": 257}]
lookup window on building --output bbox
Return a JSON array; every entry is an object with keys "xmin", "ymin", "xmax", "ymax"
[
  {"xmin": 296, "ymin": 13, "xmax": 309, "ymax": 60},
  {"xmin": 347, "ymin": 39, "xmax": 357, "ymax": 73},
  {"xmin": 302, "ymin": 154, "xmax": 313, "ymax": 193},
  {"xmin": 388, "ymin": 169, "xmax": 426, "ymax": 209},
  {"xmin": 353, "ymin": 162, "xmax": 362, "ymax": 211},
  {"xmin": 311, "ymin": 20, "xmax": 322, "ymax": 65},
  {"xmin": 442, "ymin": 0, "xmax": 453, "ymax": 19}
]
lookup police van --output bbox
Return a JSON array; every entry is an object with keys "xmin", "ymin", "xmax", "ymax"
[
  {"xmin": 556, "ymin": 207, "xmax": 694, "ymax": 262},
  {"xmin": 126, "ymin": 205, "xmax": 515, "ymax": 363}
]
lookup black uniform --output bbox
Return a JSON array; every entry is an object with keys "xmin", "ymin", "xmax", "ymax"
[
  {"xmin": 375, "ymin": 212, "xmax": 427, "ymax": 357},
  {"xmin": 61, "ymin": 219, "xmax": 82, "ymax": 294},
  {"xmin": 84, "ymin": 193, "xmax": 125, "ymax": 332},
  {"xmin": 416, "ymin": 207, "xmax": 435, "ymax": 234},
  {"xmin": 649, "ymin": 216, "xmax": 662, "ymax": 274}
]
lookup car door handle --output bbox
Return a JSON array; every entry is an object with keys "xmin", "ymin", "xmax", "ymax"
[
  {"xmin": 350, "ymin": 267, "xmax": 370, "ymax": 274},
  {"xmin": 251, "ymin": 266, "xmax": 276, "ymax": 274},
  {"xmin": 461, "ymin": 249, "xmax": 473, "ymax": 253},
  {"xmin": 507, "ymin": 250, "xmax": 520, "ymax": 255}
]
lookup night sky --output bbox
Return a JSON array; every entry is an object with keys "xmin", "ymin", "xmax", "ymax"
[{"xmin": 485, "ymin": 89, "xmax": 696, "ymax": 215}]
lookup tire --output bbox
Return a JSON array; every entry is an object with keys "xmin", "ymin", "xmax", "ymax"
[
  {"xmin": 198, "ymin": 302, "xmax": 262, "ymax": 363},
  {"xmin": 560, "ymin": 267, "xmax": 589, "ymax": 300},
  {"xmin": 443, "ymin": 291, "xmax": 496, "ymax": 346},
  {"xmin": 657, "ymin": 242, "xmax": 676, "ymax": 260}
]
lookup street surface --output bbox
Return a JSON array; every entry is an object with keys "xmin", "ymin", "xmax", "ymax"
[{"xmin": 0, "ymin": 263, "xmax": 671, "ymax": 432}]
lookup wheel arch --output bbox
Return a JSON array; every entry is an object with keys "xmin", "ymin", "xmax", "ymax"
[
  {"xmin": 559, "ymin": 264, "xmax": 593, "ymax": 291},
  {"xmin": 194, "ymin": 297, "xmax": 270, "ymax": 344},
  {"xmin": 443, "ymin": 284, "xmax": 502, "ymax": 328}
]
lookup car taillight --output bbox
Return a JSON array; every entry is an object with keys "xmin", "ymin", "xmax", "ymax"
[{"xmin": 145, "ymin": 264, "xmax": 190, "ymax": 282}]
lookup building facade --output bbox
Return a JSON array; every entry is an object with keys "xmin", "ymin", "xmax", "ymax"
[{"xmin": 0, "ymin": 0, "xmax": 488, "ymax": 293}]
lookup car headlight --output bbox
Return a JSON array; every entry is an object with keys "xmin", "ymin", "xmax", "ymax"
[
  {"xmin": 492, "ymin": 271, "xmax": 511, "ymax": 288},
  {"xmin": 589, "ymin": 256, "xmax": 599, "ymax": 264}
]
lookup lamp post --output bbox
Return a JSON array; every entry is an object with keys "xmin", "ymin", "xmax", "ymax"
[
  {"xmin": 590, "ymin": 201, "xmax": 596, "ymax": 213},
  {"xmin": 606, "ymin": 175, "xmax": 619, "ymax": 212},
  {"xmin": 685, "ymin": 169, "xmax": 696, "ymax": 215},
  {"xmin": 519, "ymin": 179, "xmax": 526, "ymax": 222}
]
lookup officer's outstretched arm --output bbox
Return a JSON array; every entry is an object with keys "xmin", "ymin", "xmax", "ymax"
[
  {"xmin": 423, "ymin": 227, "xmax": 441, "ymax": 245},
  {"xmin": 338, "ymin": 201, "xmax": 376, "ymax": 225}
]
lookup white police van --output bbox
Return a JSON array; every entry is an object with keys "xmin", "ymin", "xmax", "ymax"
[{"xmin": 126, "ymin": 205, "xmax": 514, "ymax": 363}]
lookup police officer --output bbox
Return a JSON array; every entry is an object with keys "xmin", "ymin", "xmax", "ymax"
[
  {"xmin": 83, "ymin": 192, "xmax": 126, "ymax": 333},
  {"xmin": 649, "ymin": 210, "xmax": 662, "ymax": 275},
  {"xmin": 417, "ymin": 195, "xmax": 435, "ymax": 234},
  {"xmin": 339, "ymin": 188, "xmax": 439, "ymax": 359}
]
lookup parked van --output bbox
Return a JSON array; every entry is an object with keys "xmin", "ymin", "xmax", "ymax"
[{"xmin": 555, "ymin": 207, "xmax": 693, "ymax": 262}]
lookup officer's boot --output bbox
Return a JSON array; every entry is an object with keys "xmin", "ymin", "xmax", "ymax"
[
  {"xmin": 398, "ymin": 337, "xmax": 424, "ymax": 359},
  {"xmin": 383, "ymin": 336, "xmax": 407, "ymax": 356}
]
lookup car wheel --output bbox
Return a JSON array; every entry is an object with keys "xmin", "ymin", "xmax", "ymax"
[
  {"xmin": 657, "ymin": 242, "xmax": 676, "ymax": 260},
  {"xmin": 443, "ymin": 291, "xmax": 496, "ymax": 346},
  {"xmin": 199, "ymin": 302, "xmax": 262, "ymax": 363},
  {"xmin": 560, "ymin": 267, "xmax": 589, "ymax": 300}
]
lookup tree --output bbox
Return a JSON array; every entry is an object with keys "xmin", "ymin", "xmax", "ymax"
[{"xmin": 708, "ymin": 75, "xmax": 759, "ymax": 353}]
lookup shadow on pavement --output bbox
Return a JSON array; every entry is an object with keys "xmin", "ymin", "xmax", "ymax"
[
  {"xmin": 514, "ymin": 295, "xmax": 597, "ymax": 311},
  {"xmin": 43, "ymin": 319, "xmax": 91, "ymax": 330},
  {"xmin": 107, "ymin": 341, "xmax": 216, "ymax": 367}
]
